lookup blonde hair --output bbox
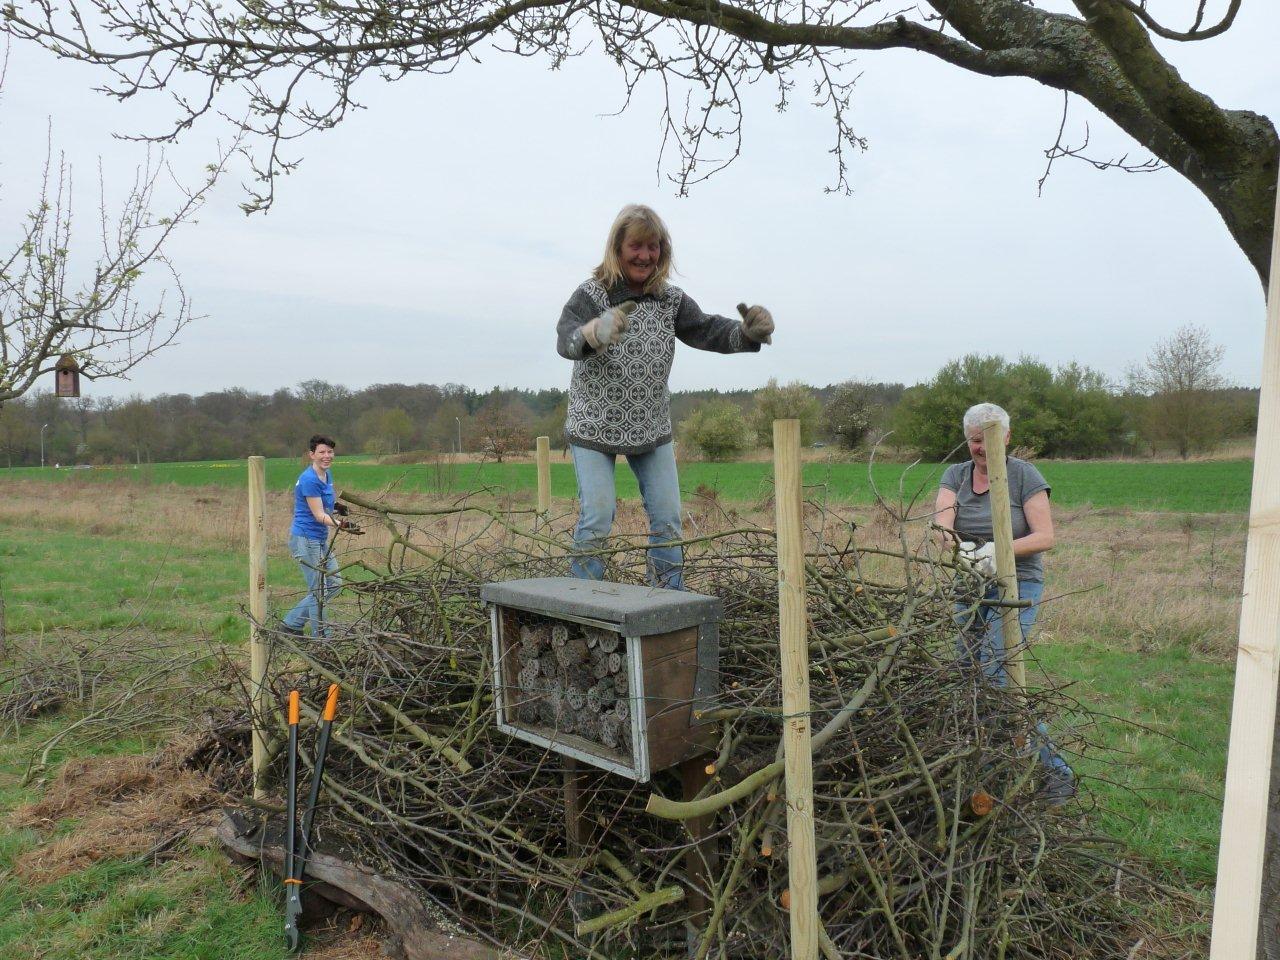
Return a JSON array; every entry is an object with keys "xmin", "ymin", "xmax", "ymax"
[{"xmin": 593, "ymin": 204, "xmax": 674, "ymax": 295}]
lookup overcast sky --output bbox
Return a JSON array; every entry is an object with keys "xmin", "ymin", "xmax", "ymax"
[{"xmin": 2, "ymin": 2, "xmax": 1276, "ymax": 401}]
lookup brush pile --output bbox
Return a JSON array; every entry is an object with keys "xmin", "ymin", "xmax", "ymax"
[{"xmin": 255, "ymin": 492, "xmax": 1163, "ymax": 959}]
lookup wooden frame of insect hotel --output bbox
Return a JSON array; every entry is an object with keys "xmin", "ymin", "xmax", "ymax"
[{"xmin": 480, "ymin": 577, "xmax": 722, "ymax": 781}]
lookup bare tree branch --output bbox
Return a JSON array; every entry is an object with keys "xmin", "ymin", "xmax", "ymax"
[
  {"xmin": 0, "ymin": 111, "xmax": 235, "ymax": 405},
  {"xmin": 1039, "ymin": 91, "xmax": 1164, "ymax": 196},
  {"xmin": 1101, "ymin": 0, "xmax": 1242, "ymax": 42},
  {"xmin": 1, "ymin": 0, "xmax": 1274, "ymax": 282}
]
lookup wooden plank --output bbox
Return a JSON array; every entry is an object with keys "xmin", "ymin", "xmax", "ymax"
[
  {"xmin": 981, "ymin": 422, "xmax": 1025, "ymax": 691},
  {"xmin": 494, "ymin": 608, "xmax": 520, "ymax": 725},
  {"xmin": 772, "ymin": 419, "xmax": 818, "ymax": 960},
  {"xmin": 1210, "ymin": 170, "xmax": 1280, "ymax": 960},
  {"xmin": 562, "ymin": 757, "xmax": 601, "ymax": 922},
  {"xmin": 641, "ymin": 627, "xmax": 716, "ymax": 771},
  {"xmin": 247, "ymin": 455, "xmax": 269, "ymax": 799}
]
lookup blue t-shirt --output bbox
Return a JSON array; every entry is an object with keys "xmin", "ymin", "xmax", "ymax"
[{"xmin": 291, "ymin": 466, "xmax": 335, "ymax": 541}]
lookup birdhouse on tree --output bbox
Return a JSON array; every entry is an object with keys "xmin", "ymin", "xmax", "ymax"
[{"xmin": 54, "ymin": 355, "xmax": 81, "ymax": 398}]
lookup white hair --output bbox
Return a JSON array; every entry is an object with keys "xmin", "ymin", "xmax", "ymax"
[{"xmin": 962, "ymin": 402, "xmax": 1010, "ymax": 436}]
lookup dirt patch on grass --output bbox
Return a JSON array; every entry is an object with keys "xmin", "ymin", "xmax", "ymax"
[{"xmin": 9, "ymin": 746, "xmax": 218, "ymax": 884}]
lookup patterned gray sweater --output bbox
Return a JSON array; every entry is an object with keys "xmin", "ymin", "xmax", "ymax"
[{"xmin": 557, "ymin": 278, "xmax": 760, "ymax": 455}]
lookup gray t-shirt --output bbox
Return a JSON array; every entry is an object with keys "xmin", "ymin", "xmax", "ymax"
[{"xmin": 940, "ymin": 457, "xmax": 1051, "ymax": 583}]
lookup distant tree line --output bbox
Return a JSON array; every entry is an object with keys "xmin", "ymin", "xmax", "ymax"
[
  {"xmin": 0, "ymin": 327, "xmax": 1256, "ymax": 468},
  {"xmin": 675, "ymin": 326, "xmax": 1255, "ymax": 462},
  {"xmin": 0, "ymin": 381, "xmax": 564, "ymax": 467},
  {"xmin": 0, "ymin": 377, "xmax": 906, "ymax": 467}
]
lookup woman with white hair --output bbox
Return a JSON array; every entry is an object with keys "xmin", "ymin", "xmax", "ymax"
[
  {"xmin": 935, "ymin": 402, "xmax": 1054, "ymax": 677},
  {"xmin": 934, "ymin": 401, "xmax": 1075, "ymax": 800}
]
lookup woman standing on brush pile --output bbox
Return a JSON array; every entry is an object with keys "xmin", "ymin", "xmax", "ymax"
[
  {"xmin": 280, "ymin": 434, "xmax": 349, "ymax": 638},
  {"xmin": 934, "ymin": 402, "xmax": 1075, "ymax": 802},
  {"xmin": 556, "ymin": 204, "xmax": 775, "ymax": 589}
]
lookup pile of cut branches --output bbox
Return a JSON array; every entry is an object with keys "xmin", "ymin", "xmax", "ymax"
[
  {"xmin": 253, "ymin": 491, "xmax": 1178, "ymax": 959},
  {"xmin": 2, "ymin": 630, "xmax": 238, "ymax": 785}
]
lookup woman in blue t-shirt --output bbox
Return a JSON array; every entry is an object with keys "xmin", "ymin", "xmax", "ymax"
[{"xmin": 281, "ymin": 434, "xmax": 344, "ymax": 637}]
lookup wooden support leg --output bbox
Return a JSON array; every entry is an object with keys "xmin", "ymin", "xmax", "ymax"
[
  {"xmin": 563, "ymin": 758, "xmax": 597, "ymax": 921},
  {"xmin": 681, "ymin": 755, "xmax": 718, "ymax": 946}
]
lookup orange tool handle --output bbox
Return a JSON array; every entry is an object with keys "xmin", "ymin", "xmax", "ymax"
[
  {"xmin": 288, "ymin": 690, "xmax": 300, "ymax": 726},
  {"xmin": 322, "ymin": 683, "xmax": 340, "ymax": 722}
]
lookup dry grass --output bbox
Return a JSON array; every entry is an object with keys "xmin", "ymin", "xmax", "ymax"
[
  {"xmin": 1040, "ymin": 507, "xmax": 1244, "ymax": 661},
  {"xmin": 9, "ymin": 746, "xmax": 218, "ymax": 884},
  {"xmin": 1104, "ymin": 438, "xmax": 1255, "ymax": 463},
  {"xmin": 364, "ymin": 439, "xmax": 1260, "ymax": 465},
  {"xmin": 304, "ymin": 935, "xmax": 386, "ymax": 960},
  {"xmin": 2, "ymin": 476, "xmax": 1246, "ymax": 661},
  {"xmin": 0, "ymin": 478, "xmax": 253, "ymax": 551}
]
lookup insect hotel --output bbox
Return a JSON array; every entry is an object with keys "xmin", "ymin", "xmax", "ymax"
[{"xmin": 480, "ymin": 577, "xmax": 722, "ymax": 781}]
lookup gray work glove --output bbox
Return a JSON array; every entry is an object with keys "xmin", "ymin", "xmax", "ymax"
[
  {"xmin": 582, "ymin": 301, "xmax": 637, "ymax": 351},
  {"xmin": 737, "ymin": 303, "xmax": 774, "ymax": 345}
]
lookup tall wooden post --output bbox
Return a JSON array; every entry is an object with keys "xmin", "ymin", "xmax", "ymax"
[
  {"xmin": 536, "ymin": 435, "xmax": 551, "ymax": 517},
  {"xmin": 981, "ymin": 421, "xmax": 1025, "ymax": 691},
  {"xmin": 773, "ymin": 419, "xmax": 818, "ymax": 960},
  {"xmin": 248, "ymin": 456, "xmax": 269, "ymax": 800},
  {"xmin": 1210, "ymin": 173, "xmax": 1280, "ymax": 960}
]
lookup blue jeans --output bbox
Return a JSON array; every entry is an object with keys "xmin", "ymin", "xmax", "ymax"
[
  {"xmin": 283, "ymin": 533, "xmax": 342, "ymax": 637},
  {"xmin": 569, "ymin": 443, "xmax": 683, "ymax": 590},
  {"xmin": 958, "ymin": 581, "xmax": 1044, "ymax": 688},
  {"xmin": 957, "ymin": 580, "xmax": 1072, "ymax": 780}
]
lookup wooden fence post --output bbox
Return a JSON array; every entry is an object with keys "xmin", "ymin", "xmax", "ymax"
[
  {"xmin": 773, "ymin": 419, "xmax": 818, "ymax": 960},
  {"xmin": 248, "ymin": 456, "xmax": 269, "ymax": 800},
  {"xmin": 981, "ymin": 421, "xmax": 1025, "ymax": 691},
  {"xmin": 536, "ymin": 436, "xmax": 551, "ymax": 518},
  {"xmin": 1209, "ymin": 171, "xmax": 1280, "ymax": 960}
]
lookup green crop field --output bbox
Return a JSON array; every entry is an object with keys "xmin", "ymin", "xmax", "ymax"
[{"xmin": 1, "ymin": 454, "xmax": 1255, "ymax": 513}]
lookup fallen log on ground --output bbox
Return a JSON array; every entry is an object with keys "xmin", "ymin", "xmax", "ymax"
[{"xmin": 218, "ymin": 808, "xmax": 503, "ymax": 960}]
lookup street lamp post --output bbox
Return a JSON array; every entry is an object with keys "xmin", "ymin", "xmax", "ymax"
[{"xmin": 40, "ymin": 423, "xmax": 50, "ymax": 468}]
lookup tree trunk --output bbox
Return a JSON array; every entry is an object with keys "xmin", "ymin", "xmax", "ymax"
[{"xmin": 922, "ymin": 0, "xmax": 1279, "ymax": 287}]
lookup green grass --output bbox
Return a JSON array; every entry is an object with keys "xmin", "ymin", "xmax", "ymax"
[
  {"xmin": 0, "ymin": 723, "xmax": 282, "ymax": 960},
  {"xmin": 1034, "ymin": 640, "xmax": 1230, "ymax": 884},
  {"xmin": 0, "ymin": 520, "xmax": 298, "ymax": 639},
  {"xmin": 0, "ymin": 507, "xmax": 363, "ymax": 959},
  {"xmin": 1, "ymin": 455, "xmax": 1255, "ymax": 512}
]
